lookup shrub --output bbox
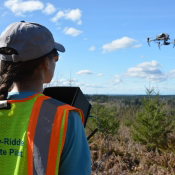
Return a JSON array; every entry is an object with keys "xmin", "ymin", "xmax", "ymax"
[
  {"xmin": 88, "ymin": 103, "xmax": 120, "ymax": 136},
  {"xmin": 123, "ymin": 115, "xmax": 133, "ymax": 127},
  {"xmin": 131, "ymin": 87, "xmax": 174, "ymax": 151}
]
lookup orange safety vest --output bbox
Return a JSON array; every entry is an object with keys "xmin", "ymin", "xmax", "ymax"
[{"xmin": 0, "ymin": 93, "xmax": 84, "ymax": 175}]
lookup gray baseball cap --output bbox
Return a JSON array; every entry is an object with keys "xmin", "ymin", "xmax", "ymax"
[{"xmin": 0, "ymin": 21, "xmax": 65, "ymax": 62}]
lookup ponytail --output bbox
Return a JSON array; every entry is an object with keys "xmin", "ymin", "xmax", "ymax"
[
  {"xmin": 0, "ymin": 47, "xmax": 19, "ymax": 100},
  {"xmin": 0, "ymin": 74, "xmax": 13, "ymax": 100}
]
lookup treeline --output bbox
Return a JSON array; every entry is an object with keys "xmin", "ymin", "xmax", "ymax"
[
  {"xmin": 85, "ymin": 94, "xmax": 175, "ymax": 106},
  {"xmin": 86, "ymin": 88, "xmax": 175, "ymax": 150}
]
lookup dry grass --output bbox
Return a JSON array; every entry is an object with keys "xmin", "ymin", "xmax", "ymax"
[{"xmin": 87, "ymin": 125, "xmax": 175, "ymax": 175}]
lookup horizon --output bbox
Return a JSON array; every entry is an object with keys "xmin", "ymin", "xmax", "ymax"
[{"xmin": 85, "ymin": 93, "xmax": 175, "ymax": 96}]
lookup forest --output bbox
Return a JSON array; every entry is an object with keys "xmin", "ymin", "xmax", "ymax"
[{"xmin": 85, "ymin": 88, "xmax": 175, "ymax": 175}]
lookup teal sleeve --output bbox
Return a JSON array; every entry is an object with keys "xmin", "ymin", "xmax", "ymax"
[{"xmin": 59, "ymin": 111, "xmax": 92, "ymax": 175}]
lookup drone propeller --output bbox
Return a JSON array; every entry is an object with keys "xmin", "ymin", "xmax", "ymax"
[{"xmin": 147, "ymin": 38, "xmax": 150, "ymax": 47}]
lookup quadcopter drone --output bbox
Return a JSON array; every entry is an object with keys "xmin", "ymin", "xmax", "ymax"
[{"xmin": 147, "ymin": 33, "xmax": 175, "ymax": 50}]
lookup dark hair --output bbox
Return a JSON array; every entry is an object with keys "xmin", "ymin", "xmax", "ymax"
[{"xmin": 0, "ymin": 47, "xmax": 57, "ymax": 100}]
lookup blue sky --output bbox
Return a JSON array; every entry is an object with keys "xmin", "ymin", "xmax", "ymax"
[{"xmin": 1, "ymin": 0, "xmax": 175, "ymax": 94}]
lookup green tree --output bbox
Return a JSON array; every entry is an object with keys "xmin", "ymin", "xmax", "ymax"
[
  {"xmin": 131, "ymin": 87, "xmax": 174, "ymax": 151},
  {"xmin": 88, "ymin": 103, "xmax": 120, "ymax": 136}
]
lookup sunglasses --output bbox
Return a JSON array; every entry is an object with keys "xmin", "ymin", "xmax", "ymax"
[
  {"xmin": 53, "ymin": 49, "xmax": 59, "ymax": 62},
  {"xmin": 54, "ymin": 54, "xmax": 59, "ymax": 62}
]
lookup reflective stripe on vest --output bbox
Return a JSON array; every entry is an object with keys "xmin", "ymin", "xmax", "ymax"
[
  {"xmin": 28, "ymin": 96, "xmax": 84, "ymax": 175},
  {"xmin": 0, "ymin": 94, "xmax": 84, "ymax": 175},
  {"xmin": 34, "ymin": 98, "xmax": 64, "ymax": 175}
]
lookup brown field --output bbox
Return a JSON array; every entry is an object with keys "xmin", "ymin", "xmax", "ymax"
[
  {"xmin": 86, "ymin": 94, "xmax": 175, "ymax": 175},
  {"xmin": 87, "ymin": 126, "xmax": 175, "ymax": 175}
]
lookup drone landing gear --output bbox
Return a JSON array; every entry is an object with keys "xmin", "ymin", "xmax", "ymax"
[{"xmin": 158, "ymin": 42, "xmax": 161, "ymax": 50}]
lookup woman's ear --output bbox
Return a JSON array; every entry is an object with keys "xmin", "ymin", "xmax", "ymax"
[{"xmin": 39, "ymin": 57, "xmax": 50, "ymax": 70}]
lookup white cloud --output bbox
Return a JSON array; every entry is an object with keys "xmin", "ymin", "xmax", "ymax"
[
  {"xmin": 77, "ymin": 20, "xmax": 82, "ymax": 25},
  {"xmin": 75, "ymin": 82, "xmax": 105, "ymax": 89},
  {"xmin": 4, "ymin": 0, "xmax": 44, "ymax": 16},
  {"xmin": 65, "ymin": 9, "xmax": 81, "ymax": 21},
  {"xmin": 75, "ymin": 82, "xmax": 85, "ymax": 86},
  {"xmin": 51, "ymin": 11, "xmax": 64, "ymax": 22},
  {"xmin": 63, "ymin": 27, "xmax": 82, "ymax": 37},
  {"xmin": 155, "ymin": 86, "xmax": 175, "ymax": 94},
  {"xmin": 115, "ymin": 86, "xmax": 144, "ymax": 93},
  {"xmin": 132, "ymin": 44, "xmax": 142, "ymax": 48},
  {"xmin": 50, "ymin": 78, "xmax": 105, "ymax": 89},
  {"xmin": 56, "ymin": 27, "xmax": 61, "ymax": 30},
  {"xmin": 43, "ymin": 3, "xmax": 56, "ymax": 15},
  {"xmin": 61, "ymin": 78, "xmax": 77, "ymax": 86},
  {"xmin": 76, "ymin": 70, "xmax": 93, "ymax": 75},
  {"xmin": 97, "ymin": 73, "xmax": 103, "ymax": 76},
  {"xmin": 89, "ymin": 46, "xmax": 96, "ymax": 51},
  {"xmin": 50, "ymin": 78, "xmax": 78, "ymax": 86},
  {"xmin": 126, "ymin": 60, "xmax": 167, "ymax": 82},
  {"xmin": 140, "ymin": 55, "xmax": 146, "ymax": 58},
  {"xmin": 111, "ymin": 75, "xmax": 123, "ymax": 85},
  {"xmin": 168, "ymin": 70, "xmax": 175, "ymax": 78},
  {"xmin": 1, "ymin": 11, "xmax": 9, "ymax": 17},
  {"xmin": 102, "ymin": 37, "xmax": 142, "ymax": 53},
  {"xmin": 51, "ymin": 8, "xmax": 82, "ymax": 25},
  {"xmin": 83, "ymin": 84, "xmax": 104, "ymax": 88}
]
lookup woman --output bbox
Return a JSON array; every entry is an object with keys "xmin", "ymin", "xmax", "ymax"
[{"xmin": 0, "ymin": 21, "xmax": 91, "ymax": 175}]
